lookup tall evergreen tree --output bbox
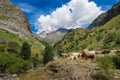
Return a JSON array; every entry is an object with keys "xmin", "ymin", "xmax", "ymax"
[
  {"xmin": 21, "ymin": 42, "xmax": 31, "ymax": 60},
  {"xmin": 43, "ymin": 45, "xmax": 54, "ymax": 64}
]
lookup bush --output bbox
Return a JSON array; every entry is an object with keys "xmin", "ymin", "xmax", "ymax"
[
  {"xmin": 103, "ymin": 33, "xmax": 115, "ymax": 45},
  {"xmin": 112, "ymin": 53, "xmax": 120, "ymax": 69},
  {"xmin": 10, "ymin": 59, "xmax": 30, "ymax": 74},
  {"xmin": 95, "ymin": 55, "xmax": 115, "ymax": 80},
  {"xmin": 0, "ymin": 44, "xmax": 7, "ymax": 52},
  {"xmin": 93, "ymin": 71, "xmax": 112, "ymax": 80},
  {"xmin": 0, "ymin": 53, "xmax": 30, "ymax": 73},
  {"xmin": 7, "ymin": 42, "xmax": 21, "ymax": 54},
  {"xmin": 96, "ymin": 55, "xmax": 114, "ymax": 70},
  {"xmin": 115, "ymin": 33, "xmax": 120, "ymax": 45}
]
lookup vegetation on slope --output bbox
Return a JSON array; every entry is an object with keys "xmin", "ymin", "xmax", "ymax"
[
  {"xmin": 0, "ymin": 53, "xmax": 30, "ymax": 74},
  {"xmin": 54, "ymin": 14, "xmax": 120, "ymax": 53},
  {"xmin": 54, "ymin": 28, "xmax": 88, "ymax": 53},
  {"xmin": 0, "ymin": 28, "xmax": 55, "ymax": 74},
  {"xmin": 0, "ymin": 29, "xmax": 44, "ymax": 59}
]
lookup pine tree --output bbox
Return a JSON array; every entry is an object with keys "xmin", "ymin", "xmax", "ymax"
[
  {"xmin": 21, "ymin": 42, "xmax": 31, "ymax": 60},
  {"xmin": 43, "ymin": 45, "xmax": 54, "ymax": 64}
]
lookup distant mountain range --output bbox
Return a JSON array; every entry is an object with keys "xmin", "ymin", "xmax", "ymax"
[{"xmin": 39, "ymin": 28, "xmax": 69, "ymax": 46}]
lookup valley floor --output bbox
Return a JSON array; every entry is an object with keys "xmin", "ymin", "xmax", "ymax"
[{"xmin": 18, "ymin": 57, "xmax": 120, "ymax": 80}]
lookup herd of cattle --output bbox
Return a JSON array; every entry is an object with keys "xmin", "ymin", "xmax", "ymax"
[{"xmin": 54, "ymin": 49, "xmax": 120, "ymax": 60}]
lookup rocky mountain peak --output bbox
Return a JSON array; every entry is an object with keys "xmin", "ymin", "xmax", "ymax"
[
  {"xmin": 0, "ymin": 0, "xmax": 10, "ymax": 4},
  {"xmin": 0, "ymin": 0, "xmax": 32, "ymax": 39}
]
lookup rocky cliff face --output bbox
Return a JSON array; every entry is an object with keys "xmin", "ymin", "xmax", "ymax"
[{"xmin": 0, "ymin": 0, "xmax": 32, "ymax": 39}]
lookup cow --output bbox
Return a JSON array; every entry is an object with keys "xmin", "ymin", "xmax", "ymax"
[
  {"xmin": 60, "ymin": 53, "xmax": 69, "ymax": 58},
  {"xmin": 81, "ymin": 50, "xmax": 96, "ymax": 60},
  {"xmin": 69, "ymin": 52, "xmax": 81, "ymax": 60}
]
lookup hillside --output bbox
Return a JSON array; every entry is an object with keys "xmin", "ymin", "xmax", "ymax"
[
  {"xmin": 0, "ymin": 0, "xmax": 45, "ymax": 58},
  {"xmin": 19, "ymin": 56, "xmax": 120, "ymax": 80},
  {"xmin": 54, "ymin": 8, "xmax": 120, "ymax": 53},
  {"xmin": 54, "ymin": 28, "xmax": 88, "ymax": 53},
  {"xmin": 19, "ymin": 59, "xmax": 98, "ymax": 80},
  {"xmin": 0, "ymin": 0, "xmax": 49, "ymax": 76},
  {"xmin": 88, "ymin": 3, "xmax": 120, "ymax": 29}
]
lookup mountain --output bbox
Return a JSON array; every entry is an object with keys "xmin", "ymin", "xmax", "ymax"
[
  {"xmin": 54, "ymin": 3, "xmax": 120, "ymax": 53},
  {"xmin": 39, "ymin": 28, "xmax": 69, "ymax": 46},
  {"xmin": 88, "ymin": 3, "xmax": 120, "ymax": 29},
  {"xmin": 0, "ymin": 0, "xmax": 45, "ymax": 59},
  {"xmin": 39, "ymin": 31, "xmax": 48, "ymax": 38},
  {"xmin": 56, "ymin": 28, "xmax": 69, "ymax": 33},
  {"xmin": 0, "ymin": 0, "xmax": 32, "ymax": 38}
]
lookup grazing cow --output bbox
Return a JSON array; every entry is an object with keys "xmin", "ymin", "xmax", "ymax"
[
  {"xmin": 60, "ymin": 53, "xmax": 69, "ymax": 58},
  {"xmin": 53, "ymin": 55, "xmax": 59, "ymax": 60},
  {"xmin": 69, "ymin": 52, "xmax": 81, "ymax": 60},
  {"xmin": 81, "ymin": 50, "xmax": 96, "ymax": 60},
  {"xmin": 12, "ymin": 74, "xmax": 17, "ymax": 78}
]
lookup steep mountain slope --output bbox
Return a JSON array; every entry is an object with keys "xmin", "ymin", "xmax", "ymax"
[
  {"xmin": 39, "ymin": 28, "xmax": 69, "ymax": 46},
  {"xmin": 0, "ymin": 0, "xmax": 45, "ymax": 59},
  {"xmin": 54, "ymin": 8, "xmax": 120, "ymax": 53},
  {"xmin": 0, "ymin": 0, "xmax": 32, "ymax": 38},
  {"xmin": 88, "ymin": 3, "xmax": 120, "ymax": 29}
]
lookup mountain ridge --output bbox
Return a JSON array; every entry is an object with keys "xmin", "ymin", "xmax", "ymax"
[
  {"xmin": 88, "ymin": 3, "xmax": 120, "ymax": 29},
  {"xmin": 0, "ymin": 0, "xmax": 32, "ymax": 39},
  {"xmin": 39, "ymin": 28, "xmax": 69, "ymax": 46}
]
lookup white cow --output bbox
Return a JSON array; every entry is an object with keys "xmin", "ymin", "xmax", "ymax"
[{"xmin": 69, "ymin": 52, "xmax": 81, "ymax": 60}]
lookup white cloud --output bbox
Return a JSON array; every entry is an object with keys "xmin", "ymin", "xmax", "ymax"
[
  {"xmin": 36, "ymin": 0, "xmax": 104, "ymax": 33},
  {"xmin": 17, "ymin": 3, "xmax": 36, "ymax": 13}
]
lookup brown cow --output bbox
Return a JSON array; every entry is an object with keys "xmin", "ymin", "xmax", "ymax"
[{"xmin": 81, "ymin": 50, "xmax": 96, "ymax": 60}]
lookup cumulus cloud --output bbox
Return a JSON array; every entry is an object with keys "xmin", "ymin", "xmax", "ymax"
[{"xmin": 36, "ymin": 0, "xmax": 104, "ymax": 33}]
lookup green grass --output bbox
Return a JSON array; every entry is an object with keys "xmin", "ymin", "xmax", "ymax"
[
  {"xmin": 0, "ymin": 29, "xmax": 25, "ymax": 46},
  {"xmin": 0, "ymin": 29, "xmax": 44, "ymax": 60}
]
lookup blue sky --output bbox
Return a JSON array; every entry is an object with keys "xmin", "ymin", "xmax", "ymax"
[{"xmin": 10, "ymin": 0, "xmax": 118, "ymax": 33}]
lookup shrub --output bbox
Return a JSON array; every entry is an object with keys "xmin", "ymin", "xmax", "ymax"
[
  {"xmin": 103, "ymin": 33, "xmax": 115, "ymax": 45},
  {"xmin": 112, "ymin": 53, "xmax": 120, "ymax": 69},
  {"xmin": 0, "ymin": 53, "xmax": 30, "ymax": 73},
  {"xmin": 115, "ymin": 33, "xmax": 120, "ymax": 45},
  {"xmin": 0, "ymin": 44, "xmax": 7, "ymax": 52},
  {"xmin": 10, "ymin": 59, "xmax": 30, "ymax": 74},
  {"xmin": 7, "ymin": 42, "xmax": 21, "ymax": 54},
  {"xmin": 96, "ymin": 55, "xmax": 114, "ymax": 71},
  {"xmin": 93, "ymin": 71, "xmax": 112, "ymax": 80},
  {"xmin": 95, "ymin": 55, "xmax": 115, "ymax": 80}
]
